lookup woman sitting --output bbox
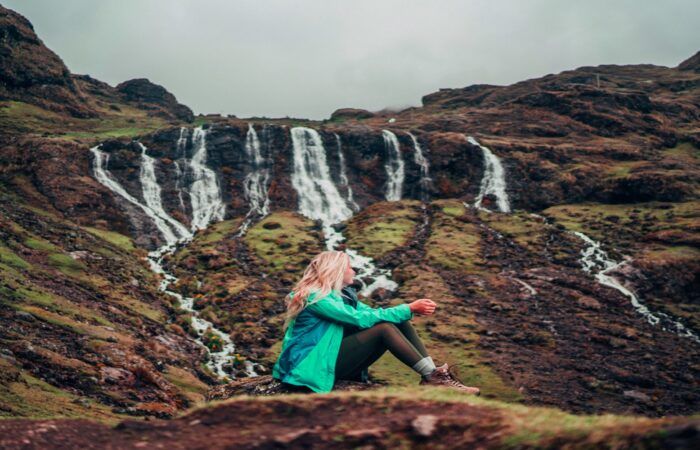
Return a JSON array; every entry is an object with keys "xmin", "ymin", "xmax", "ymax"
[{"xmin": 272, "ymin": 250, "xmax": 480, "ymax": 394}]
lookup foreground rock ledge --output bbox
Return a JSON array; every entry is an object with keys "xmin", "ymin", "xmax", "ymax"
[{"xmin": 1, "ymin": 392, "xmax": 698, "ymax": 450}]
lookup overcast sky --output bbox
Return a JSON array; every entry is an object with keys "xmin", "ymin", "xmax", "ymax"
[{"xmin": 5, "ymin": 0, "xmax": 699, "ymax": 119}]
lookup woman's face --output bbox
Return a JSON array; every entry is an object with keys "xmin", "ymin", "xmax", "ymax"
[{"xmin": 342, "ymin": 259, "xmax": 355, "ymax": 286}]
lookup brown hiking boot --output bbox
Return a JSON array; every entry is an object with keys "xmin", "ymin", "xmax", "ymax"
[{"xmin": 420, "ymin": 364, "xmax": 481, "ymax": 395}]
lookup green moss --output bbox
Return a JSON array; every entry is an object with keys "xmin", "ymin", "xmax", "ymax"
[
  {"xmin": 0, "ymin": 100, "xmax": 169, "ymax": 140},
  {"xmin": 47, "ymin": 253, "xmax": 87, "ymax": 276},
  {"xmin": 0, "ymin": 361, "xmax": 122, "ymax": 423},
  {"xmin": 16, "ymin": 287, "xmax": 114, "ymax": 327},
  {"xmin": 0, "ymin": 245, "xmax": 30, "ymax": 270},
  {"xmin": 345, "ymin": 200, "xmax": 422, "ymax": 259},
  {"xmin": 83, "ymin": 227, "xmax": 136, "ymax": 252},
  {"xmin": 245, "ymin": 211, "xmax": 322, "ymax": 276},
  {"xmin": 24, "ymin": 237, "xmax": 58, "ymax": 252},
  {"xmin": 426, "ymin": 200, "xmax": 482, "ymax": 272}
]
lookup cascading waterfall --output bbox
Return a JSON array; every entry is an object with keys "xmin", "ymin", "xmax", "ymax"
[
  {"xmin": 91, "ymin": 145, "xmax": 181, "ymax": 245},
  {"xmin": 467, "ymin": 135, "xmax": 511, "ymax": 213},
  {"xmin": 189, "ymin": 126, "xmax": 226, "ymax": 231},
  {"xmin": 173, "ymin": 127, "xmax": 189, "ymax": 212},
  {"xmin": 290, "ymin": 127, "xmax": 397, "ymax": 296},
  {"xmin": 334, "ymin": 133, "xmax": 360, "ymax": 212},
  {"xmin": 407, "ymin": 132, "xmax": 433, "ymax": 202},
  {"xmin": 382, "ymin": 130, "xmax": 405, "ymax": 201},
  {"xmin": 574, "ymin": 231, "xmax": 699, "ymax": 343},
  {"xmin": 91, "ymin": 144, "xmax": 253, "ymax": 377},
  {"xmin": 138, "ymin": 142, "xmax": 191, "ymax": 240},
  {"xmin": 238, "ymin": 124, "xmax": 271, "ymax": 236}
]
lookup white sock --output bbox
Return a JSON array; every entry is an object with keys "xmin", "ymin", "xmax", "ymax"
[{"xmin": 412, "ymin": 356, "xmax": 437, "ymax": 377}]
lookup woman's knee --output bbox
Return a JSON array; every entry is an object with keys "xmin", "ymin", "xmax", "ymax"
[{"xmin": 372, "ymin": 322, "xmax": 398, "ymax": 334}]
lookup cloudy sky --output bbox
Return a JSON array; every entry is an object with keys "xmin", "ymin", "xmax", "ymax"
[{"xmin": 5, "ymin": 0, "xmax": 699, "ymax": 119}]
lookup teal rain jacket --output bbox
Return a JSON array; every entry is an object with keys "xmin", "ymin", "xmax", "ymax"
[{"xmin": 272, "ymin": 288, "xmax": 413, "ymax": 393}]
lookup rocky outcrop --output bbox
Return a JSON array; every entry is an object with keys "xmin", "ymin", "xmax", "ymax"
[
  {"xmin": 116, "ymin": 78, "xmax": 194, "ymax": 122},
  {"xmin": 0, "ymin": 5, "xmax": 93, "ymax": 117},
  {"xmin": 678, "ymin": 50, "xmax": 700, "ymax": 72},
  {"xmin": 330, "ymin": 108, "xmax": 375, "ymax": 121}
]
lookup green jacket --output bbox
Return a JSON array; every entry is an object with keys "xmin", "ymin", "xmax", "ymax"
[{"xmin": 272, "ymin": 288, "xmax": 413, "ymax": 393}]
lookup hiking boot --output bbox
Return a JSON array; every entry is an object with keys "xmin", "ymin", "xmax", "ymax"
[{"xmin": 420, "ymin": 364, "xmax": 481, "ymax": 395}]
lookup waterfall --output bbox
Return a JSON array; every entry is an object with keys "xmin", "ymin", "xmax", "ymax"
[
  {"xmin": 334, "ymin": 133, "xmax": 360, "ymax": 212},
  {"xmin": 91, "ymin": 145, "xmax": 180, "ymax": 246},
  {"xmin": 173, "ymin": 161, "xmax": 187, "ymax": 213},
  {"xmin": 173, "ymin": 127, "xmax": 189, "ymax": 213},
  {"xmin": 290, "ymin": 127, "xmax": 397, "ymax": 296},
  {"xmin": 189, "ymin": 126, "xmax": 226, "ymax": 231},
  {"xmin": 467, "ymin": 135, "xmax": 511, "ymax": 213},
  {"xmin": 290, "ymin": 127, "xmax": 353, "ymax": 229},
  {"xmin": 91, "ymin": 144, "xmax": 253, "ymax": 378},
  {"xmin": 138, "ymin": 142, "xmax": 191, "ymax": 240},
  {"xmin": 407, "ymin": 132, "xmax": 433, "ymax": 202},
  {"xmin": 238, "ymin": 124, "xmax": 271, "ymax": 236},
  {"xmin": 574, "ymin": 231, "xmax": 699, "ymax": 343},
  {"xmin": 382, "ymin": 130, "xmax": 405, "ymax": 201}
]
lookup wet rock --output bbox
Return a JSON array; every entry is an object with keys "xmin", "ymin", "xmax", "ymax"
[
  {"xmin": 411, "ymin": 414, "xmax": 439, "ymax": 437},
  {"xmin": 624, "ymin": 390, "xmax": 652, "ymax": 403},
  {"xmin": 100, "ymin": 367, "xmax": 136, "ymax": 386},
  {"xmin": 15, "ymin": 311, "xmax": 35, "ymax": 322}
]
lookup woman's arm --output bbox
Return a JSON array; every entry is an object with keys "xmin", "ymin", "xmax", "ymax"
[{"xmin": 306, "ymin": 293, "xmax": 413, "ymax": 329}]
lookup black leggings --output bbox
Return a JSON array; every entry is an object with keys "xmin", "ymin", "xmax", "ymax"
[{"xmin": 335, "ymin": 321, "xmax": 429, "ymax": 381}]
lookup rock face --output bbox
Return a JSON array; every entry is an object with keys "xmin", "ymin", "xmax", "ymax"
[
  {"xmin": 330, "ymin": 108, "xmax": 375, "ymax": 121},
  {"xmin": 0, "ymin": 5, "xmax": 92, "ymax": 117},
  {"xmin": 116, "ymin": 78, "xmax": 194, "ymax": 122},
  {"xmin": 678, "ymin": 50, "xmax": 700, "ymax": 72}
]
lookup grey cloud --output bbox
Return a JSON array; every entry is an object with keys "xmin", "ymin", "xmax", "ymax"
[{"xmin": 4, "ymin": 0, "xmax": 699, "ymax": 119}]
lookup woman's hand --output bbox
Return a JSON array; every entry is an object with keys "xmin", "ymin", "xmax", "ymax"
[{"xmin": 409, "ymin": 298, "xmax": 436, "ymax": 316}]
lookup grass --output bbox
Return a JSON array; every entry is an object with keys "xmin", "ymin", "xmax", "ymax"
[
  {"xmin": 0, "ymin": 360, "xmax": 123, "ymax": 423},
  {"xmin": 477, "ymin": 209, "xmax": 548, "ymax": 251},
  {"xmin": 0, "ymin": 245, "xmax": 30, "ymax": 270},
  {"xmin": 0, "ymin": 100, "xmax": 170, "ymax": 141},
  {"xmin": 426, "ymin": 200, "xmax": 482, "ymax": 272},
  {"xmin": 344, "ymin": 200, "xmax": 422, "ymax": 258},
  {"xmin": 47, "ymin": 252, "xmax": 88, "ymax": 277},
  {"xmin": 245, "ymin": 211, "xmax": 323, "ymax": 276},
  {"xmin": 83, "ymin": 226, "xmax": 136, "ymax": 252}
]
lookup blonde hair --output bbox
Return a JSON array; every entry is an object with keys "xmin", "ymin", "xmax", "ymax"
[{"xmin": 284, "ymin": 251, "xmax": 349, "ymax": 329}]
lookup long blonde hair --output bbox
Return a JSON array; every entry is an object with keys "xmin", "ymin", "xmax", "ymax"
[{"xmin": 284, "ymin": 251, "xmax": 349, "ymax": 329}]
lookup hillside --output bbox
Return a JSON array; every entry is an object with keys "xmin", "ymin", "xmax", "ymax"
[{"xmin": 0, "ymin": 3, "xmax": 699, "ymax": 448}]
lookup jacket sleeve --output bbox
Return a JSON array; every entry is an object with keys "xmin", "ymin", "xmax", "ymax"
[{"xmin": 306, "ymin": 292, "xmax": 413, "ymax": 329}]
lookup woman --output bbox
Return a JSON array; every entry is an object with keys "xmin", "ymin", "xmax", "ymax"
[{"xmin": 272, "ymin": 251, "xmax": 480, "ymax": 394}]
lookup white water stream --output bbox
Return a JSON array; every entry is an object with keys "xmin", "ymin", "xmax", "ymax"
[
  {"xmin": 91, "ymin": 141, "xmax": 254, "ymax": 378},
  {"xmin": 238, "ymin": 124, "xmax": 271, "ymax": 236},
  {"xmin": 466, "ymin": 135, "xmax": 511, "ymax": 213},
  {"xmin": 574, "ymin": 231, "xmax": 699, "ymax": 343},
  {"xmin": 382, "ymin": 130, "xmax": 405, "ymax": 201},
  {"xmin": 407, "ymin": 132, "xmax": 433, "ymax": 202},
  {"xmin": 334, "ymin": 133, "xmax": 360, "ymax": 212},
  {"xmin": 290, "ymin": 127, "xmax": 397, "ymax": 296},
  {"xmin": 189, "ymin": 126, "xmax": 226, "ymax": 231}
]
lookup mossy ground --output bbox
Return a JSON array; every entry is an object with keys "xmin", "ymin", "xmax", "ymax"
[
  {"xmin": 344, "ymin": 200, "xmax": 422, "ymax": 258},
  {"xmin": 0, "ymin": 100, "xmax": 170, "ymax": 141},
  {"xmin": 425, "ymin": 200, "xmax": 483, "ymax": 273}
]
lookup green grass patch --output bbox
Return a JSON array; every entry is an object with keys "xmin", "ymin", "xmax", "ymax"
[
  {"xmin": 47, "ymin": 253, "xmax": 87, "ymax": 277},
  {"xmin": 0, "ymin": 245, "xmax": 30, "ymax": 270},
  {"xmin": 345, "ymin": 200, "xmax": 422, "ymax": 259},
  {"xmin": 426, "ymin": 200, "xmax": 482, "ymax": 272},
  {"xmin": 245, "ymin": 211, "xmax": 323, "ymax": 277},
  {"xmin": 83, "ymin": 226, "xmax": 136, "ymax": 252}
]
